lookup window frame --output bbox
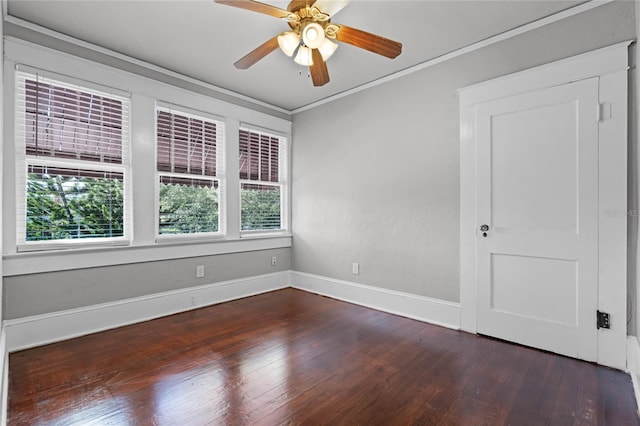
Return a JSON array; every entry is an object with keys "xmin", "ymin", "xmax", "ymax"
[
  {"xmin": 238, "ymin": 126, "xmax": 289, "ymax": 237},
  {"xmin": 154, "ymin": 103, "xmax": 226, "ymax": 242},
  {"xmin": 3, "ymin": 39, "xmax": 292, "ymax": 274},
  {"xmin": 14, "ymin": 70, "xmax": 132, "ymax": 252}
]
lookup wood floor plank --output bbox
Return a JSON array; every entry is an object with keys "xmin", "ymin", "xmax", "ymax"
[{"xmin": 9, "ymin": 288, "xmax": 640, "ymax": 425}]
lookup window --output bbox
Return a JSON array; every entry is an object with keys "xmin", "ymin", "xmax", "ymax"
[
  {"xmin": 15, "ymin": 73, "xmax": 130, "ymax": 248},
  {"xmin": 156, "ymin": 107, "xmax": 224, "ymax": 237},
  {"xmin": 239, "ymin": 128, "xmax": 287, "ymax": 232}
]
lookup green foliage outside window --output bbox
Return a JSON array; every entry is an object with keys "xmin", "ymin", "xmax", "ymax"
[
  {"xmin": 241, "ymin": 185, "xmax": 281, "ymax": 231},
  {"xmin": 26, "ymin": 175, "xmax": 283, "ymax": 241},
  {"xmin": 159, "ymin": 182, "xmax": 219, "ymax": 234},
  {"xmin": 26, "ymin": 172, "xmax": 124, "ymax": 241}
]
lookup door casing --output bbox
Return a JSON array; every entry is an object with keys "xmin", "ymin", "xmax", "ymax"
[{"xmin": 458, "ymin": 41, "xmax": 630, "ymax": 369}]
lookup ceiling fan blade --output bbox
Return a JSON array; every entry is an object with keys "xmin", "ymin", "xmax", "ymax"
[
  {"xmin": 234, "ymin": 36, "xmax": 280, "ymax": 69},
  {"xmin": 309, "ymin": 48, "xmax": 330, "ymax": 86},
  {"xmin": 312, "ymin": 0, "xmax": 349, "ymax": 17},
  {"xmin": 214, "ymin": 0, "xmax": 291, "ymax": 19},
  {"xmin": 334, "ymin": 24, "xmax": 402, "ymax": 59}
]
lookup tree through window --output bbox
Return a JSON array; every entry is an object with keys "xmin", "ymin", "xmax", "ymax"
[
  {"xmin": 16, "ymin": 73, "xmax": 130, "ymax": 246},
  {"xmin": 239, "ymin": 129, "xmax": 286, "ymax": 232},
  {"xmin": 156, "ymin": 108, "xmax": 224, "ymax": 237}
]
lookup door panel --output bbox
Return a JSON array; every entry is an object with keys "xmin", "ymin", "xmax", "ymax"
[
  {"xmin": 476, "ymin": 77, "xmax": 598, "ymax": 361},
  {"xmin": 490, "ymin": 101, "xmax": 578, "ymax": 233},
  {"xmin": 491, "ymin": 254, "xmax": 577, "ymax": 326}
]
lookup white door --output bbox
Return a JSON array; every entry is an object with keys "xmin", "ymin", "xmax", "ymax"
[{"xmin": 476, "ymin": 77, "xmax": 599, "ymax": 361}]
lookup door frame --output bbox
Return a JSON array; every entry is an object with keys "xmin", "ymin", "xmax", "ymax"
[{"xmin": 458, "ymin": 41, "xmax": 630, "ymax": 369}]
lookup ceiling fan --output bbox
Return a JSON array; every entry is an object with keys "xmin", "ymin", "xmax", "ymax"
[{"xmin": 214, "ymin": 0, "xmax": 403, "ymax": 87}]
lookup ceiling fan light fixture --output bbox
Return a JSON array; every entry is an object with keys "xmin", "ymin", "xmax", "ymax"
[
  {"xmin": 294, "ymin": 46, "xmax": 314, "ymax": 66},
  {"xmin": 277, "ymin": 31, "xmax": 300, "ymax": 57},
  {"xmin": 214, "ymin": 0, "xmax": 402, "ymax": 87},
  {"xmin": 318, "ymin": 38, "xmax": 338, "ymax": 61},
  {"xmin": 302, "ymin": 22, "xmax": 325, "ymax": 49}
]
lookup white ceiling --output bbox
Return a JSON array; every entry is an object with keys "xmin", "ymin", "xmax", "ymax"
[{"xmin": 6, "ymin": 0, "xmax": 586, "ymax": 112}]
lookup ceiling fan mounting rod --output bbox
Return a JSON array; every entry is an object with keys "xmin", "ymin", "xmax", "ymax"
[{"xmin": 288, "ymin": 6, "xmax": 331, "ymax": 33}]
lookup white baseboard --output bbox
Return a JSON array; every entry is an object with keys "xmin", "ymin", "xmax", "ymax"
[
  {"xmin": 5, "ymin": 270, "xmax": 460, "ymax": 354},
  {"xmin": 6, "ymin": 269, "xmax": 637, "ymax": 422},
  {"xmin": 627, "ymin": 335, "xmax": 640, "ymax": 415},
  {"xmin": 5, "ymin": 271, "xmax": 291, "ymax": 352},
  {"xmin": 0, "ymin": 327, "xmax": 6, "ymax": 426},
  {"xmin": 291, "ymin": 271, "xmax": 460, "ymax": 330}
]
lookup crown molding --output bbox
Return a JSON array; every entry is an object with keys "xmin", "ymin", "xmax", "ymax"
[
  {"xmin": 2, "ymin": 14, "xmax": 292, "ymax": 118},
  {"xmin": 291, "ymin": 0, "xmax": 614, "ymax": 114},
  {"xmin": 2, "ymin": 0, "xmax": 614, "ymax": 115}
]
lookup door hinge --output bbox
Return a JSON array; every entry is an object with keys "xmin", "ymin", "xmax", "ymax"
[
  {"xmin": 597, "ymin": 310, "xmax": 610, "ymax": 329},
  {"xmin": 597, "ymin": 102, "xmax": 611, "ymax": 122}
]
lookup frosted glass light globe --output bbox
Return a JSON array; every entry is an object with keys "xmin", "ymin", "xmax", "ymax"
[{"xmin": 302, "ymin": 22, "xmax": 325, "ymax": 49}]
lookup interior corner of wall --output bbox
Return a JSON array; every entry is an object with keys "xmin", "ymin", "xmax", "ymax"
[
  {"xmin": 627, "ymin": 334, "xmax": 640, "ymax": 373},
  {"xmin": 628, "ymin": 334, "xmax": 640, "ymax": 420}
]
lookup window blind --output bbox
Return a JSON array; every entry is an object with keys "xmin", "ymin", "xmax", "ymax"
[
  {"xmin": 157, "ymin": 109, "xmax": 218, "ymax": 176},
  {"xmin": 24, "ymin": 78, "xmax": 124, "ymax": 164},
  {"xmin": 239, "ymin": 128, "xmax": 286, "ymax": 232},
  {"xmin": 239, "ymin": 129, "xmax": 279, "ymax": 183},
  {"xmin": 15, "ymin": 72, "xmax": 130, "ymax": 248},
  {"xmin": 156, "ymin": 107, "xmax": 224, "ymax": 237}
]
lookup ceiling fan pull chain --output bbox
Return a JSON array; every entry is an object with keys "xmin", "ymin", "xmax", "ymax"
[{"xmin": 297, "ymin": 69, "xmax": 311, "ymax": 79}]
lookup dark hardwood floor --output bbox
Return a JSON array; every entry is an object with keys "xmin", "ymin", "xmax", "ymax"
[{"xmin": 9, "ymin": 288, "xmax": 639, "ymax": 425}]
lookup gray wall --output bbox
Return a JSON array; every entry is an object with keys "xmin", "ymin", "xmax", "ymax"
[
  {"xmin": 4, "ymin": 248, "xmax": 291, "ymax": 319},
  {"xmin": 2, "ymin": 21, "xmax": 293, "ymax": 321},
  {"xmin": 3, "ymin": 2, "xmax": 637, "ymax": 331},
  {"xmin": 291, "ymin": 1, "xmax": 636, "ymax": 305}
]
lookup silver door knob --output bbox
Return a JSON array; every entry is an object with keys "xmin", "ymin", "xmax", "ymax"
[{"xmin": 480, "ymin": 224, "xmax": 489, "ymax": 232}]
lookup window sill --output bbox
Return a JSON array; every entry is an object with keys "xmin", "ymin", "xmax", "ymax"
[
  {"xmin": 240, "ymin": 229, "xmax": 290, "ymax": 239},
  {"xmin": 2, "ymin": 235, "xmax": 292, "ymax": 276},
  {"xmin": 17, "ymin": 239, "xmax": 131, "ymax": 253}
]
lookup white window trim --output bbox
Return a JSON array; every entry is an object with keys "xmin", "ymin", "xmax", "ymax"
[
  {"xmin": 3, "ymin": 235, "xmax": 293, "ymax": 276},
  {"xmin": 238, "ymin": 127, "xmax": 289, "ymax": 236},
  {"xmin": 3, "ymin": 37, "xmax": 292, "ymax": 275},
  {"xmin": 14, "ymin": 71, "xmax": 132, "ymax": 252},
  {"xmin": 154, "ymin": 104, "xmax": 226, "ymax": 242}
]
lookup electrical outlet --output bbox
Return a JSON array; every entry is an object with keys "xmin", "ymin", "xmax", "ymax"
[
  {"xmin": 271, "ymin": 256, "xmax": 277, "ymax": 266},
  {"xmin": 196, "ymin": 265, "xmax": 205, "ymax": 278},
  {"xmin": 189, "ymin": 294, "xmax": 197, "ymax": 307},
  {"xmin": 352, "ymin": 262, "xmax": 360, "ymax": 275}
]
